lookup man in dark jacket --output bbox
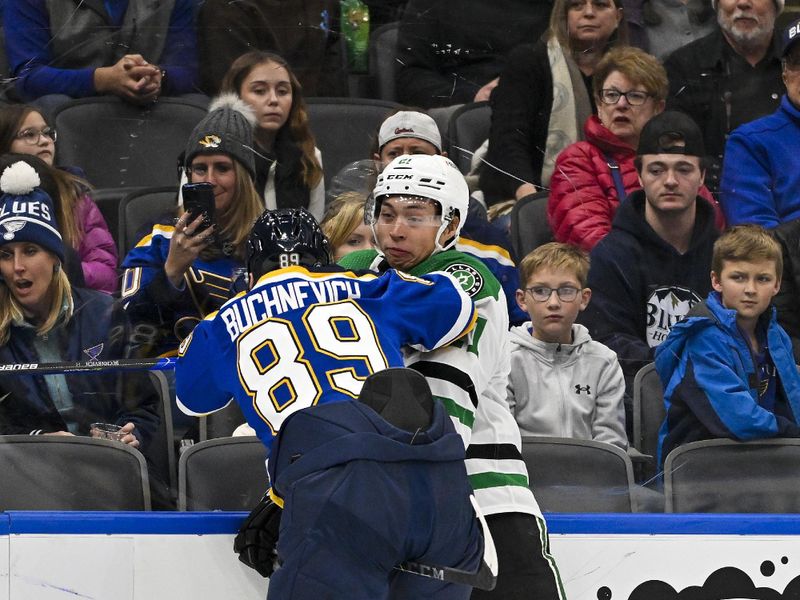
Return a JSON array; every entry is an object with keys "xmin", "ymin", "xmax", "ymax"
[
  {"xmin": 580, "ymin": 112, "xmax": 720, "ymax": 429},
  {"xmin": 664, "ymin": 0, "xmax": 785, "ymax": 190}
]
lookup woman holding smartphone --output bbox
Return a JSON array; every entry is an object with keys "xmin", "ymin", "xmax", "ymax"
[{"xmin": 120, "ymin": 95, "xmax": 264, "ymax": 356}]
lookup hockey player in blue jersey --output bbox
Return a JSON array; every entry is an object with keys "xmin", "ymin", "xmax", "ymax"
[{"xmin": 176, "ymin": 208, "xmax": 487, "ymax": 599}]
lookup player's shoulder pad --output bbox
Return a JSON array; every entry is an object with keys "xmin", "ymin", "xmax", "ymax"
[
  {"xmin": 424, "ymin": 250, "xmax": 502, "ymax": 300},
  {"xmin": 337, "ymin": 248, "xmax": 381, "ymax": 271}
]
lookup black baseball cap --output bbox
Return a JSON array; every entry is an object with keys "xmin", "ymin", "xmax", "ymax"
[
  {"xmin": 637, "ymin": 111, "xmax": 705, "ymax": 157},
  {"xmin": 782, "ymin": 17, "xmax": 800, "ymax": 57}
]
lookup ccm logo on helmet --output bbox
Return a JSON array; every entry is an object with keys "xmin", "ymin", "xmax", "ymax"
[{"xmin": 385, "ymin": 174, "xmax": 414, "ymax": 180}]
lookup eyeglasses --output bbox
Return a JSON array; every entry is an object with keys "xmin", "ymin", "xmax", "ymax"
[
  {"xmin": 14, "ymin": 126, "xmax": 57, "ymax": 145},
  {"xmin": 599, "ymin": 89, "xmax": 651, "ymax": 106},
  {"xmin": 524, "ymin": 286, "xmax": 581, "ymax": 302}
]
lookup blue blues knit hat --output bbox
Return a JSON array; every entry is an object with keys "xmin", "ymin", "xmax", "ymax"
[{"xmin": 0, "ymin": 161, "xmax": 65, "ymax": 263}]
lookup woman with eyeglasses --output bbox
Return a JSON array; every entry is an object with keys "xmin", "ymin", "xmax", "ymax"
[
  {"xmin": 547, "ymin": 47, "xmax": 666, "ymax": 252},
  {"xmin": 478, "ymin": 0, "xmax": 628, "ymax": 206},
  {"xmin": 0, "ymin": 105, "xmax": 118, "ymax": 293}
]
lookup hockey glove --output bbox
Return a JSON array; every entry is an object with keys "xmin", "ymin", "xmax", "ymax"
[{"xmin": 233, "ymin": 494, "xmax": 282, "ymax": 577}]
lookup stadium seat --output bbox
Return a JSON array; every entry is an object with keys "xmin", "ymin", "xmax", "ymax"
[
  {"xmin": 52, "ymin": 97, "xmax": 206, "ymax": 189},
  {"xmin": 509, "ymin": 190, "xmax": 552, "ymax": 259},
  {"xmin": 0, "ymin": 435, "xmax": 151, "ymax": 510},
  {"xmin": 632, "ymin": 363, "xmax": 666, "ymax": 481},
  {"xmin": 198, "ymin": 400, "xmax": 246, "ymax": 441},
  {"xmin": 446, "ymin": 101, "xmax": 491, "ymax": 174},
  {"xmin": 306, "ymin": 97, "xmax": 400, "ymax": 189},
  {"xmin": 117, "ymin": 186, "xmax": 177, "ymax": 256},
  {"xmin": 368, "ymin": 22, "xmax": 400, "ymax": 102},
  {"xmin": 664, "ymin": 438, "xmax": 800, "ymax": 513},
  {"xmin": 178, "ymin": 437, "xmax": 268, "ymax": 511},
  {"xmin": 521, "ymin": 436, "xmax": 637, "ymax": 512},
  {"xmin": 141, "ymin": 370, "xmax": 177, "ymax": 505}
]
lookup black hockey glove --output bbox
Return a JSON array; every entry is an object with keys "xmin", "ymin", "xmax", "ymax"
[{"xmin": 233, "ymin": 494, "xmax": 282, "ymax": 578}]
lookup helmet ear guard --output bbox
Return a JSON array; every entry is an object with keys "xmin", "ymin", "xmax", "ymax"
[
  {"xmin": 370, "ymin": 155, "xmax": 469, "ymax": 254},
  {"xmin": 246, "ymin": 208, "xmax": 332, "ymax": 283}
]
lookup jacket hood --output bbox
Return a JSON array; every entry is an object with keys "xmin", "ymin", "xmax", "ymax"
[
  {"xmin": 612, "ymin": 189, "xmax": 717, "ymax": 253},
  {"xmin": 509, "ymin": 322, "xmax": 592, "ymax": 355},
  {"xmin": 583, "ymin": 115, "xmax": 636, "ymax": 158}
]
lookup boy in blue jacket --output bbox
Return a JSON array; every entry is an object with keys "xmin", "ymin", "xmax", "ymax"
[{"xmin": 656, "ymin": 225, "xmax": 800, "ymax": 466}]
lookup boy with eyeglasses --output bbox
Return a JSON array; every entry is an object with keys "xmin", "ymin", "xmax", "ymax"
[{"xmin": 508, "ymin": 242, "xmax": 627, "ymax": 449}]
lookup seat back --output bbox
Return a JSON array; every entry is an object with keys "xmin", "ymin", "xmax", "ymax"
[
  {"xmin": 446, "ymin": 101, "xmax": 491, "ymax": 174},
  {"xmin": 368, "ymin": 22, "xmax": 400, "ymax": 102},
  {"xmin": 141, "ymin": 371, "xmax": 177, "ymax": 500},
  {"xmin": 198, "ymin": 400, "xmax": 247, "ymax": 441},
  {"xmin": 632, "ymin": 363, "xmax": 665, "ymax": 474},
  {"xmin": 52, "ymin": 97, "xmax": 206, "ymax": 188},
  {"xmin": 306, "ymin": 97, "xmax": 400, "ymax": 189},
  {"xmin": 0, "ymin": 435, "xmax": 150, "ymax": 510},
  {"xmin": 178, "ymin": 437, "xmax": 268, "ymax": 511},
  {"xmin": 118, "ymin": 186, "xmax": 177, "ymax": 256},
  {"xmin": 509, "ymin": 190, "xmax": 552, "ymax": 259},
  {"xmin": 521, "ymin": 436, "xmax": 635, "ymax": 512},
  {"xmin": 664, "ymin": 439, "xmax": 800, "ymax": 513}
]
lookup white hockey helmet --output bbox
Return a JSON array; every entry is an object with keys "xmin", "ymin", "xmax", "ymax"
[{"xmin": 367, "ymin": 154, "xmax": 469, "ymax": 253}]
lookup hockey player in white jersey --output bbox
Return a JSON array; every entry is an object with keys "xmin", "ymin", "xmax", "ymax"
[
  {"xmin": 176, "ymin": 208, "xmax": 488, "ymax": 599},
  {"xmin": 339, "ymin": 154, "xmax": 565, "ymax": 599}
]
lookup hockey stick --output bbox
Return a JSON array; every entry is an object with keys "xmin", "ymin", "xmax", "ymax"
[
  {"xmin": 0, "ymin": 357, "xmax": 176, "ymax": 376},
  {"xmin": 394, "ymin": 495, "xmax": 498, "ymax": 591}
]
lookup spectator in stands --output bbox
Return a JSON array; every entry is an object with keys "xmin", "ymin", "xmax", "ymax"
[
  {"xmin": 508, "ymin": 243, "xmax": 627, "ymax": 449},
  {"xmin": 771, "ymin": 217, "xmax": 800, "ymax": 361},
  {"xmin": 579, "ymin": 111, "xmax": 719, "ymax": 432},
  {"xmin": 720, "ymin": 16, "xmax": 800, "ymax": 227},
  {"xmin": 548, "ymin": 47, "xmax": 667, "ymax": 252},
  {"xmin": 656, "ymin": 225, "xmax": 800, "ymax": 465},
  {"xmin": 3, "ymin": 0, "xmax": 198, "ymax": 109},
  {"xmin": 198, "ymin": 0, "xmax": 346, "ymax": 97},
  {"xmin": 220, "ymin": 51, "xmax": 325, "ymax": 221},
  {"xmin": 640, "ymin": 0, "xmax": 718, "ymax": 60},
  {"xmin": 395, "ymin": 0, "xmax": 554, "ymax": 109},
  {"xmin": 664, "ymin": 0, "xmax": 785, "ymax": 191},
  {"xmin": 0, "ymin": 160, "xmax": 158, "ymax": 447},
  {"xmin": 479, "ymin": 0, "xmax": 629, "ymax": 205},
  {"xmin": 320, "ymin": 192, "xmax": 375, "ymax": 261},
  {"xmin": 0, "ymin": 106, "xmax": 118, "ymax": 294},
  {"xmin": 121, "ymin": 95, "xmax": 264, "ymax": 356}
]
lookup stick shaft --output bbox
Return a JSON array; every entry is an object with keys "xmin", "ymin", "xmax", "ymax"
[{"xmin": 0, "ymin": 357, "xmax": 176, "ymax": 376}]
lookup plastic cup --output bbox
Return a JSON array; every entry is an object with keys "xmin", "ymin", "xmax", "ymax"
[{"xmin": 90, "ymin": 422, "xmax": 125, "ymax": 441}]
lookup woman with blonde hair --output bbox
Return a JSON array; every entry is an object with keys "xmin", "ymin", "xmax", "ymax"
[
  {"xmin": 120, "ymin": 95, "xmax": 264, "ymax": 356},
  {"xmin": 0, "ymin": 160, "xmax": 158, "ymax": 446},
  {"xmin": 479, "ymin": 0, "xmax": 629, "ymax": 205},
  {"xmin": 221, "ymin": 51, "xmax": 325, "ymax": 220},
  {"xmin": 320, "ymin": 192, "xmax": 375, "ymax": 261},
  {"xmin": 0, "ymin": 104, "xmax": 118, "ymax": 293}
]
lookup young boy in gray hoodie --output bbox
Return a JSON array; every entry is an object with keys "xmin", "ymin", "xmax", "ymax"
[{"xmin": 508, "ymin": 242, "xmax": 627, "ymax": 449}]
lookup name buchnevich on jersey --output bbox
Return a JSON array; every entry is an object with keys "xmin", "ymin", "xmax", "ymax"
[{"xmin": 220, "ymin": 277, "xmax": 363, "ymax": 340}]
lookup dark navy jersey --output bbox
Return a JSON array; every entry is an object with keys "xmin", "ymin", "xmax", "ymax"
[{"xmin": 176, "ymin": 266, "xmax": 476, "ymax": 452}]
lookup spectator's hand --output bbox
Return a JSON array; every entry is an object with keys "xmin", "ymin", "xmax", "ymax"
[
  {"xmin": 164, "ymin": 212, "xmax": 216, "ymax": 287},
  {"xmin": 515, "ymin": 182, "xmax": 538, "ymax": 200},
  {"xmin": 474, "ymin": 77, "xmax": 499, "ymax": 103},
  {"xmin": 94, "ymin": 54, "xmax": 161, "ymax": 104},
  {"xmin": 118, "ymin": 422, "xmax": 140, "ymax": 449}
]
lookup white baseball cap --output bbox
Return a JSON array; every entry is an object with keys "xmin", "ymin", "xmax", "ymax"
[{"xmin": 378, "ymin": 111, "xmax": 442, "ymax": 153}]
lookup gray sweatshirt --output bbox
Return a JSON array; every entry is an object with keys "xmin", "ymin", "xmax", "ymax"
[{"xmin": 507, "ymin": 322, "xmax": 627, "ymax": 449}]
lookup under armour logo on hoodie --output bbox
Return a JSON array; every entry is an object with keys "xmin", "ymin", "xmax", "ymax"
[{"xmin": 575, "ymin": 384, "xmax": 591, "ymax": 395}]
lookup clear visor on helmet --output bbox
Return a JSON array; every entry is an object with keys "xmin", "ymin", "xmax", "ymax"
[{"xmin": 365, "ymin": 195, "xmax": 444, "ymax": 229}]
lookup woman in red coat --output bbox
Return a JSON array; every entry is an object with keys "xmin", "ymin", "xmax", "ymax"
[{"xmin": 548, "ymin": 47, "xmax": 666, "ymax": 252}]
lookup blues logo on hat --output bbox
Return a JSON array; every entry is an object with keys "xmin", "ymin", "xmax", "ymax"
[{"xmin": 0, "ymin": 161, "xmax": 65, "ymax": 263}]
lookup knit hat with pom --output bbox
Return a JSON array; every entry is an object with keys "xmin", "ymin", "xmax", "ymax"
[
  {"xmin": 0, "ymin": 161, "xmax": 64, "ymax": 263},
  {"xmin": 185, "ymin": 93, "xmax": 258, "ymax": 178}
]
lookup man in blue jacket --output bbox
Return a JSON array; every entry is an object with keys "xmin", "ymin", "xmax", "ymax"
[
  {"xmin": 720, "ymin": 16, "xmax": 800, "ymax": 227},
  {"xmin": 656, "ymin": 225, "xmax": 800, "ymax": 466}
]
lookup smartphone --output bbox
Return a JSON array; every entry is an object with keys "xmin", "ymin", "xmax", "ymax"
[{"xmin": 182, "ymin": 182, "xmax": 215, "ymax": 234}]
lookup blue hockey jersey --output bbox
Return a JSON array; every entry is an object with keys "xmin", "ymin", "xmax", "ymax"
[{"xmin": 176, "ymin": 266, "xmax": 477, "ymax": 452}]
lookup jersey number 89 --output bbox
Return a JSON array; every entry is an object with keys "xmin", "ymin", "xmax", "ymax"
[{"xmin": 237, "ymin": 300, "xmax": 389, "ymax": 434}]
